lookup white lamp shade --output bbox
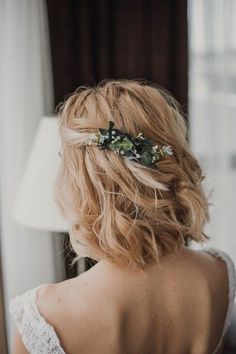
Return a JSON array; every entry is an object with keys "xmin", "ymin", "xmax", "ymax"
[{"xmin": 12, "ymin": 116, "xmax": 69, "ymax": 232}]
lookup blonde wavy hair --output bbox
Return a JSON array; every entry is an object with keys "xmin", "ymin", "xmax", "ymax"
[{"xmin": 53, "ymin": 79, "xmax": 210, "ymax": 270}]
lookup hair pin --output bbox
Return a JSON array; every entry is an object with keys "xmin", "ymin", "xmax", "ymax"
[{"xmin": 88, "ymin": 120, "xmax": 173, "ymax": 166}]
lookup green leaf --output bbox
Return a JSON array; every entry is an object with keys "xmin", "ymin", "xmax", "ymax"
[
  {"xmin": 114, "ymin": 129, "xmax": 124, "ymax": 135},
  {"xmin": 141, "ymin": 145, "xmax": 152, "ymax": 154},
  {"xmin": 142, "ymin": 138, "xmax": 154, "ymax": 146},
  {"xmin": 109, "ymin": 138, "xmax": 133, "ymax": 152},
  {"xmin": 120, "ymin": 139, "xmax": 133, "ymax": 151},
  {"xmin": 108, "ymin": 121, "xmax": 115, "ymax": 131},
  {"xmin": 109, "ymin": 140, "xmax": 122, "ymax": 151},
  {"xmin": 126, "ymin": 150, "xmax": 135, "ymax": 157},
  {"xmin": 99, "ymin": 128, "xmax": 108, "ymax": 135},
  {"xmin": 140, "ymin": 152, "xmax": 153, "ymax": 166},
  {"xmin": 127, "ymin": 155, "xmax": 138, "ymax": 160},
  {"xmin": 132, "ymin": 138, "xmax": 142, "ymax": 146}
]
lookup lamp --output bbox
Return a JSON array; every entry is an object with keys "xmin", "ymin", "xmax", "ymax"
[
  {"xmin": 12, "ymin": 116, "xmax": 68, "ymax": 232},
  {"xmin": 11, "ymin": 117, "xmax": 82, "ymax": 281}
]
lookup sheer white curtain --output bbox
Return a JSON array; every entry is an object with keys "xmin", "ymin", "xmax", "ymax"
[
  {"xmin": 0, "ymin": 0, "xmax": 56, "ymax": 351},
  {"xmin": 188, "ymin": 0, "xmax": 236, "ymax": 263}
]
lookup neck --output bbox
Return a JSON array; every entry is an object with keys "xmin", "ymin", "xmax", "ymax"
[{"xmin": 89, "ymin": 245, "xmax": 187, "ymax": 277}]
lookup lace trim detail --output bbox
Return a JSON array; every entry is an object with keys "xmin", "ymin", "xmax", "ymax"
[
  {"xmin": 9, "ymin": 284, "xmax": 66, "ymax": 354},
  {"xmin": 203, "ymin": 247, "xmax": 236, "ymax": 354}
]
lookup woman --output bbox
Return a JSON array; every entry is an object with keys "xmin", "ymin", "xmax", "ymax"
[{"xmin": 9, "ymin": 79, "xmax": 236, "ymax": 354}]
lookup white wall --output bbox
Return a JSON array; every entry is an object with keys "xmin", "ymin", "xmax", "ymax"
[{"xmin": 0, "ymin": 1, "xmax": 56, "ymax": 351}]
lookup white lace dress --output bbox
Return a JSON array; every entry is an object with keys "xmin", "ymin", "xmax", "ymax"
[{"xmin": 9, "ymin": 247, "xmax": 236, "ymax": 354}]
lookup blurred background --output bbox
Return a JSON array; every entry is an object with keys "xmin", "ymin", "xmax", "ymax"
[{"xmin": 0, "ymin": 0, "xmax": 235, "ymax": 353}]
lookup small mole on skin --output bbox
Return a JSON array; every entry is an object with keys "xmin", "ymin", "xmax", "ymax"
[{"xmin": 56, "ymin": 297, "xmax": 61, "ymax": 303}]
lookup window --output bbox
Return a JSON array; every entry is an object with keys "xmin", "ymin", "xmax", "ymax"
[{"xmin": 188, "ymin": 0, "xmax": 236, "ymax": 262}]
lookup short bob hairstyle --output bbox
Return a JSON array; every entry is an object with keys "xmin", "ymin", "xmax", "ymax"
[{"xmin": 54, "ymin": 79, "xmax": 210, "ymax": 270}]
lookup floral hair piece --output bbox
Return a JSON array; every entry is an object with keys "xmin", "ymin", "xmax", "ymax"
[{"xmin": 88, "ymin": 120, "xmax": 173, "ymax": 167}]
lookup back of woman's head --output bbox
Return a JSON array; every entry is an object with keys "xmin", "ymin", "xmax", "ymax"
[{"xmin": 54, "ymin": 79, "xmax": 210, "ymax": 270}]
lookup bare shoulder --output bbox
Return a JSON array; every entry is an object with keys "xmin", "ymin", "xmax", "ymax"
[
  {"xmin": 196, "ymin": 248, "xmax": 229, "ymax": 275},
  {"xmin": 36, "ymin": 272, "xmax": 94, "ymax": 323},
  {"xmin": 182, "ymin": 246, "xmax": 226, "ymax": 267},
  {"xmin": 36, "ymin": 271, "xmax": 108, "ymax": 352},
  {"xmin": 185, "ymin": 247, "xmax": 229, "ymax": 291}
]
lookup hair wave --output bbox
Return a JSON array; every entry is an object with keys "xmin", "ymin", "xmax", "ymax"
[{"xmin": 53, "ymin": 79, "xmax": 210, "ymax": 270}]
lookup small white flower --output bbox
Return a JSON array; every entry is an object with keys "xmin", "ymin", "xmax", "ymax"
[
  {"xmin": 117, "ymin": 136, "xmax": 121, "ymax": 140},
  {"xmin": 162, "ymin": 145, "xmax": 173, "ymax": 155},
  {"xmin": 88, "ymin": 133, "xmax": 97, "ymax": 145},
  {"xmin": 111, "ymin": 130, "xmax": 116, "ymax": 135},
  {"xmin": 120, "ymin": 150, "xmax": 125, "ymax": 155},
  {"xmin": 152, "ymin": 145, "xmax": 159, "ymax": 151}
]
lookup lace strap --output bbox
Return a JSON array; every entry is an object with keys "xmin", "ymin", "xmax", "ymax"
[
  {"xmin": 9, "ymin": 284, "xmax": 66, "ymax": 354},
  {"xmin": 203, "ymin": 247, "xmax": 236, "ymax": 354}
]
